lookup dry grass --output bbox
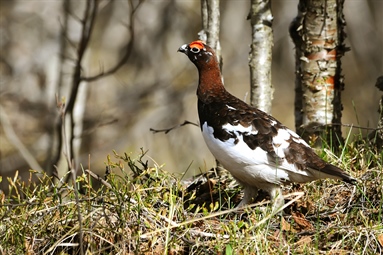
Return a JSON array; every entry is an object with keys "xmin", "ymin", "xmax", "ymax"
[{"xmin": 1, "ymin": 135, "xmax": 382, "ymax": 254}]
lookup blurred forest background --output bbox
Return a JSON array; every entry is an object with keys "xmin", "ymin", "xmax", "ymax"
[{"xmin": 0, "ymin": 0, "xmax": 382, "ymax": 191}]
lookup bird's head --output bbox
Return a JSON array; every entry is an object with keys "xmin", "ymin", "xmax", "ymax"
[{"xmin": 178, "ymin": 40, "xmax": 217, "ymax": 69}]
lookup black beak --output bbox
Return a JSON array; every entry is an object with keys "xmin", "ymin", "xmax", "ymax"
[{"xmin": 178, "ymin": 44, "xmax": 188, "ymax": 54}]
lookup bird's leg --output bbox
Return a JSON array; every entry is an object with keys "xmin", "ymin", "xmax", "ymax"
[{"xmin": 236, "ymin": 186, "xmax": 258, "ymax": 208}]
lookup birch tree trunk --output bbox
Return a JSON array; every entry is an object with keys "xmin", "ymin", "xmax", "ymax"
[
  {"xmin": 290, "ymin": 0, "xmax": 347, "ymax": 147},
  {"xmin": 200, "ymin": 0, "xmax": 222, "ymax": 66},
  {"xmin": 248, "ymin": 0, "xmax": 274, "ymax": 113}
]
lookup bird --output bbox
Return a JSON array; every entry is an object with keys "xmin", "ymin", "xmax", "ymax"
[{"xmin": 178, "ymin": 40, "xmax": 356, "ymax": 212}]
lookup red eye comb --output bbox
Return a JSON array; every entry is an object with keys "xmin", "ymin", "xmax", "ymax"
[{"xmin": 189, "ymin": 40, "xmax": 205, "ymax": 50}]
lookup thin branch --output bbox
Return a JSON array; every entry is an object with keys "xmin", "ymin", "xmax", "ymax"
[
  {"xmin": 50, "ymin": 95, "xmax": 64, "ymax": 179},
  {"xmin": 47, "ymin": 0, "xmax": 71, "ymax": 177},
  {"xmin": 56, "ymin": 0, "xmax": 99, "ymax": 178},
  {"xmin": 66, "ymin": 0, "xmax": 98, "ymax": 113},
  {"xmin": 59, "ymin": 98, "xmax": 72, "ymax": 170},
  {"xmin": 85, "ymin": 169, "xmax": 112, "ymax": 189},
  {"xmin": 80, "ymin": 0, "xmax": 143, "ymax": 82},
  {"xmin": 302, "ymin": 122, "xmax": 383, "ymax": 132},
  {"xmin": 330, "ymin": 123, "xmax": 383, "ymax": 131},
  {"xmin": 69, "ymin": 0, "xmax": 98, "ymax": 147},
  {"xmin": 71, "ymin": 162, "xmax": 84, "ymax": 255},
  {"xmin": 80, "ymin": 118, "xmax": 118, "ymax": 136},
  {"xmin": 150, "ymin": 120, "xmax": 199, "ymax": 134},
  {"xmin": 0, "ymin": 105, "xmax": 44, "ymax": 172}
]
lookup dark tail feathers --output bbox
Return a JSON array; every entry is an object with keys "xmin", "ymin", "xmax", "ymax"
[{"xmin": 321, "ymin": 163, "xmax": 357, "ymax": 184}]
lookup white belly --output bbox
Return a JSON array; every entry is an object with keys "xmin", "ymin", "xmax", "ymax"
[{"xmin": 201, "ymin": 122, "xmax": 290, "ymax": 186}]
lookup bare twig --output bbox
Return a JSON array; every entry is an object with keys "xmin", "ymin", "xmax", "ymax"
[
  {"xmin": 71, "ymin": 162, "xmax": 84, "ymax": 255},
  {"xmin": 0, "ymin": 105, "xmax": 44, "ymax": 173},
  {"xmin": 56, "ymin": 95, "xmax": 83, "ymax": 254},
  {"xmin": 51, "ymin": 0, "xmax": 142, "ymax": 182},
  {"xmin": 80, "ymin": 0, "xmax": 142, "ymax": 82},
  {"xmin": 50, "ymin": 0, "xmax": 99, "ymax": 180},
  {"xmin": 330, "ymin": 123, "xmax": 383, "ymax": 131},
  {"xmin": 59, "ymin": 98, "xmax": 71, "ymax": 170},
  {"xmin": 47, "ymin": 0, "xmax": 71, "ymax": 177},
  {"xmin": 85, "ymin": 169, "xmax": 112, "ymax": 189},
  {"xmin": 302, "ymin": 122, "xmax": 383, "ymax": 132},
  {"xmin": 65, "ymin": 0, "xmax": 98, "ymax": 166},
  {"xmin": 80, "ymin": 118, "xmax": 118, "ymax": 136},
  {"xmin": 149, "ymin": 120, "xmax": 199, "ymax": 134}
]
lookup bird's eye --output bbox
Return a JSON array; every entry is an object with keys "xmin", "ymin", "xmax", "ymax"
[{"xmin": 190, "ymin": 47, "xmax": 200, "ymax": 53}]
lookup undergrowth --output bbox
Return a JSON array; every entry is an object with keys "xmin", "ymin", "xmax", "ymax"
[{"xmin": 0, "ymin": 134, "xmax": 382, "ymax": 254}]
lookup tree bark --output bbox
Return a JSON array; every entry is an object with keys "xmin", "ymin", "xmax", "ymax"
[
  {"xmin": 248, "ymin": 0, "xmax": 274, "ymax": 113},
  {"xmin": 290, "ymin": 0, "xmax": 348, "ymax": 147},
  {"xmin": 200, "ymin": 0, "xmax": 222, "ymax": 66}
]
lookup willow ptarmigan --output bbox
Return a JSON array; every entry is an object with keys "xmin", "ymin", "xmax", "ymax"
[{"xmin": 178, "ymin": 40, "xmax": 356, "ymax": 212}]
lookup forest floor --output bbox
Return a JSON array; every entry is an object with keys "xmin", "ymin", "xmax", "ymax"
[{"xmin": 1, "ymin": 132, "xmax": 382, "ymax": 254}]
